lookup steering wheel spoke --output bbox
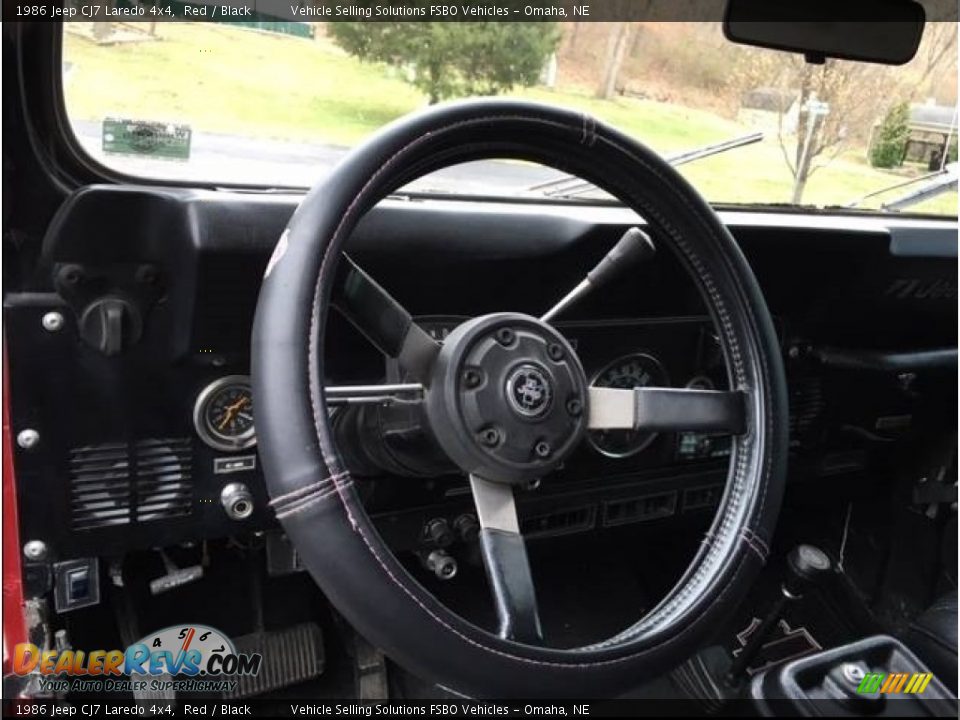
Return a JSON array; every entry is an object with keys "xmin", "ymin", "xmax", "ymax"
[
  {"xmin": 587, "ymin": 386, "xmax": 747, "ymax": 434},
  {"xmin": 332, "ymin": 254, "xmax": 440, "ymax": 383},
  {"xmin": 469, "ymin": 475, "xmax": 544, "ymax": 644},
  {"xmin": 324, "ymin": 383, "xmax": 424, "ymax": 406}
]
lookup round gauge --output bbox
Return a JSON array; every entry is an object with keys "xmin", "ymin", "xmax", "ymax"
[
  {"xmin": 588, "ymin": 353, "xmax": 669, "ymax": 458},
  {"xmin": 685, "ymin": 375, "xmax": 715, "ymax": 391},
  {"xmin": 193, "ymin": 376, "xmax": 256, "ymax": 452}
]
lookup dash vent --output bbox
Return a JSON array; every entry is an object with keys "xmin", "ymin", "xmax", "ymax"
[
  {"xmin": 520, "ymin": 505, "xmax": 595, "ymax": 538},
  {"xmin": 682, "ymin": 484, "xmax": 723, "ymax": 512},
  {"xmin": 602, "ymin": 491, "xmax": 677, "ymax": 527},
  {"xmin": 69, "ymin": 443, "xmax": 132, "ymax": 531},
  {"xmin": 788, "ymin": 377, "xmax": 825, "ymax": 447},
  {"xmin": 135, "ymin": 438, "xmax": 193, "ymax": 522},
  {"xmin": 69, "ymin": 439, "xmax": 193, "ymax": 531}
]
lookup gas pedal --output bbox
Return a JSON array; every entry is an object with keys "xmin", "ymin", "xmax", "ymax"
[
  {"xmin": 134, "ymin": 673, "xmax": 175, "ymax": 702},
  {"xmin": 223, "ymin": 623, "xmax": 325, "ymax": 699},
  {"xmin": 669, "ymin": 647, "xmax": 733, "ymax": 713}
]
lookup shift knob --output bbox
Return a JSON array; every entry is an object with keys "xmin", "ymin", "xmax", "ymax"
[
  {"xmin": 785, "ymin": 544, "xmax": 833, "ymax": 594},
  {"xmin": 726, "ymin": 544, "xmax": 834, "ymax": 685}
]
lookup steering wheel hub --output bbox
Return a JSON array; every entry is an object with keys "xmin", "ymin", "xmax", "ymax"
[
  {"xmin": 505, "ymin": 363, "xmax": 553, "ymax": 418},
  {"xmin": 424, "ymin": 313, "xmax": 588, "ymax": 485}
]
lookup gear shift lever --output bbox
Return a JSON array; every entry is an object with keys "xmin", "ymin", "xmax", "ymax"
[{"xmin": 726, "ymin": 544, "xmax": 833, "ymax": 684}]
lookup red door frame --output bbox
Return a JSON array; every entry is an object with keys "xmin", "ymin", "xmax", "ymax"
[{"xmin": 3, "ymin": 346, "xmax": 28, "ymax": 675}]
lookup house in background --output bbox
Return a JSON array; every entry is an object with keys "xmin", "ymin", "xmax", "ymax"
[
  {"xmin": 738, "ymin": 87, "xmax": 800, "ymax": 134},
  {"xmin": 902, "ymin": 101, "xmax": 958, "ymax": 169}
]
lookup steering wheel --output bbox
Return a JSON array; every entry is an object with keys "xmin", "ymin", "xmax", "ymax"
[{"xmin": 251, "ymin": 100, "xmax": 787, "ymax": 697}]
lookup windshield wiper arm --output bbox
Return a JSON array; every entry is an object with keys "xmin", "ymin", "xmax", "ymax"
[
  {"xmin": 527, "ymin": 131, "xmax": 764, "ymax": 200},
  {"xmin": 663, "ymin": 131, "xmax": 765, "ymax": 167},
  {"xmin": 883, "ymin": 171, "xmax": 958, "ymax": 211},
  {"xmin": 840, "ymin": 164, "xmax": 958, "ymax": 211}
]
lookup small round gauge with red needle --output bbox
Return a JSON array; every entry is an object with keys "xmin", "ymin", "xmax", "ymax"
[{"xmin": 193, "ymin": 376, "xmax": 256, "ymax": 452}]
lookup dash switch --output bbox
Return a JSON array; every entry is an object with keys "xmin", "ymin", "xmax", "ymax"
[
  {"xmin": 54, "ymin": 558, "xmax": 100, "ymax": 613},
  {"xmin": 67, "ymin": 568, "xmax": 90, "ymax": 601}
]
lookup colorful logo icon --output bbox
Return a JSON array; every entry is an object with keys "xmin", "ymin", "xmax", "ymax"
[
  {"xmin": 12, "ymin": 624, "xmax": 261, "ymax": 678},
  {"xmin": 857, "ymin": 672, "xmax": 934, "ymax": 695}
]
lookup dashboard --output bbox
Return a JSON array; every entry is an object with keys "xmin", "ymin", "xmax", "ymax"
[{"xmin": 6, "ymin": 185, "xmax": 957, "ymax": 565}]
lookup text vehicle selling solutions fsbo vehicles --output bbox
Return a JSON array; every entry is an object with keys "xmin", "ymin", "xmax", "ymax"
[{"xmin": 2, "ymin": 1, "xmax": 958, "ymax": 716}]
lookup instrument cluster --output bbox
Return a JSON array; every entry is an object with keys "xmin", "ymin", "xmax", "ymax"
[{"xmin": 186, "ymin": 316, "xmax": 731, "ymax": 475}]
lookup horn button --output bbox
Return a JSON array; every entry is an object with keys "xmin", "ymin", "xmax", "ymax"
[{"xmin": 424, "ymin": 313, "xmax": 589, "ymax": 485}]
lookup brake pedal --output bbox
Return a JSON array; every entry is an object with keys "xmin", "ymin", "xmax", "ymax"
[{"xmin": 223, "ymin": 623, "xmax": 325, "ymax": 699}]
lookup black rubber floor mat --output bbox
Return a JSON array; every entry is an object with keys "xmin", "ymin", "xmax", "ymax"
[{"xmin": 223, "ymin": 622, "xmax": 325, "ymax": 699}]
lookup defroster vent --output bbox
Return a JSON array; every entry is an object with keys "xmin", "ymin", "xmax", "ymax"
[{"xmin": 69, "ymin": 438, "xmax": 193, "ymax": 531}]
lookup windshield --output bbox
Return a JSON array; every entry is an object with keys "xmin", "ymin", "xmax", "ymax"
[{"xmin": 61, "ymin": 20, "xmax": 958, "ymax": 215}]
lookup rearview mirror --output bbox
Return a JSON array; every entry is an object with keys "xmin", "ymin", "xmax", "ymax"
[{"xmin": 723, "ymin": 0, "xmax": 926, "ymax": 65}]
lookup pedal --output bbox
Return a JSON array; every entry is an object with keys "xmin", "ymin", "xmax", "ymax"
[
  {"xmin": 354, "ymin": 633, "xmax": 389, "ymax": 700},
  {"xmin": 223, "ymin": 623, "xmax": 325, "ymax": 699},
  {"xmin": 149, "ymin": 551, "xmax": 203, "ymax": 595},
  {"xmin": 134, "ymin": 673, "xmax": 174, "ymax": 702},
  {"xmin": 265, "ymin": 532, "xmax": 304, "ymax": 576},
  {"xmin": 670, "ymin": 646, "xmax": 736, "ymax": 713}
]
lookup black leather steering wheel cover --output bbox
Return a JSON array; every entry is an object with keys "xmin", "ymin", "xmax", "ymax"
[{"xmin": 251, "ymin": 99, "xmax": 787, "ymax": 697}]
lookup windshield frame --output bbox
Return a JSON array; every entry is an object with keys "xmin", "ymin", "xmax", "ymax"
[{"xmin": 46, "ymin": 23, "xmax": 958, "ymax": 221}]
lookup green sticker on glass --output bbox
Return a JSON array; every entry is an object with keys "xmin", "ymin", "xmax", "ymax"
[{"xmin": 102, "ymin": 118, "xmax": 191, "ymax": 160}]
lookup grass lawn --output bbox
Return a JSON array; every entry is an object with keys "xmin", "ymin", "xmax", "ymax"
[{"xmin": 63, "ymin": 23, "xmax": 956, "ymax": 215}]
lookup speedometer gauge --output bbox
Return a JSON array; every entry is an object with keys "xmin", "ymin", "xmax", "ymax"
[{"xmin": 588, "ymin": 353, "xmax": 668, "ymax": 458}]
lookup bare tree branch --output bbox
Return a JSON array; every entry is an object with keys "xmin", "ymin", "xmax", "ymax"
[{"xmin": 807, "ymin": 142, "xmax": 848, "ymax": 180}]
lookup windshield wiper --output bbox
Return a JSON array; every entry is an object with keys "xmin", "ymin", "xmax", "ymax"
[
  {"xmin": 840, "ymin": 163, "xmax": 958, "ymax": 212},
  {"xmin": 527, "ymin": 131, "xmax": 764, "ymax": 200}
]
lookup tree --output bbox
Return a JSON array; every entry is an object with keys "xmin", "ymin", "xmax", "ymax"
[
  {"xmin": 596, "ymin": 23, "xmax": 633, "ymax": 99},
  {"xmin": 728, "ymin": 22, "xmax": 958, "ymax": 204},
  {"xmin": 731, "ymin": 51, "xmax": 895, "ymax": 204},
  {"xmin": 869, "ymin": 102, "xmax": 910, "ymax": 169},
  {"xmin": 910, "ymin": 23, "xmax": 958, "ymax": 101},
  {"xmin": 782, "ymin": 59, "xmax": 904, "ymax": 203},
  {"xmin": 328, "ymin": 23, "xmax": 561, "ymax": 104}
]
